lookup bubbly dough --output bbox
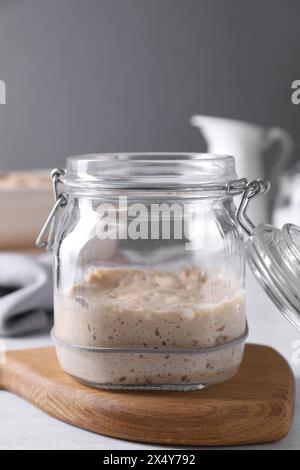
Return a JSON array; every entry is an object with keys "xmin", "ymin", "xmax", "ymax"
[{"xmin": 54, "ymin": 266, "xmax": 246, "ymax": 388}]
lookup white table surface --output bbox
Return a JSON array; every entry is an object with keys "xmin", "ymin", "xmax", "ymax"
[{"xmin": 0, "ymin": 268, "xmax": 299, "ymax": 450}]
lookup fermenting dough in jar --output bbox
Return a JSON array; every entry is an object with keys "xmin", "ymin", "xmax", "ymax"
[{"xmin": 53, "ymin": 266, "xmax": 246, "ymax": 388}]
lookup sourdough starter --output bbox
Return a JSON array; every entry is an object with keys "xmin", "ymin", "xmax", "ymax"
[{"xmin": 54, "ymin": 266, "xmax": 246, "ymax": 388}]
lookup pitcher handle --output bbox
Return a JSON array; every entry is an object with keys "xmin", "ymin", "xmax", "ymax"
[{"xmin": 265, "ymin": 127, "xmax": 294, "ymax": 184}]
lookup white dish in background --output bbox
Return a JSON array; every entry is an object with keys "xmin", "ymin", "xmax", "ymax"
[{"xmin": 0, "ymin": 170, "xmax": 53, "ymax": 249}]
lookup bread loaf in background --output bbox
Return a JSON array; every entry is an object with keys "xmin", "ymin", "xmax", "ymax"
[{"xmin": 0, "ymin": 170, "xmax": 53, "ymax": 249}]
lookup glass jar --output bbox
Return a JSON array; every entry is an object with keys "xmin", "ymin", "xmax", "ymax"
[{"xmin": 37, "ymin": 153, "xmax": 259, "ymax": 390}]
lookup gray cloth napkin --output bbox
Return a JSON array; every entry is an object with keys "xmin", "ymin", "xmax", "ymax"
[{"xmin": 0, "ymin": 253, "xmax": 53, "ymax": 336}]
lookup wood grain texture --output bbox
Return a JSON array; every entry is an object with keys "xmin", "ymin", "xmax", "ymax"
[{"xmin": 0, "ymin": 344, "xmax": 295, "ymax": 446}]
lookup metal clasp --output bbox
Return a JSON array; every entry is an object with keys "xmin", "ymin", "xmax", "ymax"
[
  {"xmin": 234, "ymin": 178, "xmax": 271, "ymax": 236},
  {"xmin": 35, "ymin": 168, "xmax": 68, "ymax": 250}
]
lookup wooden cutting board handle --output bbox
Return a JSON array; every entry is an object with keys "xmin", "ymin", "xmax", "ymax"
[{"xmin": 0, "ymin": 344, "xmax": 295, "ymax": 446}]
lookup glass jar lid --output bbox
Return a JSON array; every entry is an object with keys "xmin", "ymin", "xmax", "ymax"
[
  {"xmin": 237, "ymin": 179, "xmax": 300, "ymax": 332},
  {"xmin": 246, "ymin": 223, "xmax": 300, "ymax": 331}
]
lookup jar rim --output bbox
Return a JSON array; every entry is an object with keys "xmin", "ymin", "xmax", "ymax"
[
  {"xmin": 67, "ymin": 152, "xmax": 234, "ymax": 163},
  {"xmin": 64, "ymin": 152, "xmax": 238, "ymax": 192}
]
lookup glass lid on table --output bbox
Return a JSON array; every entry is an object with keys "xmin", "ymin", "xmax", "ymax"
[{"xmin": 236, "ymin": 178, "xmax": 300, "ymax": 332}]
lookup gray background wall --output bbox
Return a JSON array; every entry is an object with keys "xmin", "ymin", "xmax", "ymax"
[{"xmin": 0, "ymin": 0, "xmax": 299, "ymax": 171}]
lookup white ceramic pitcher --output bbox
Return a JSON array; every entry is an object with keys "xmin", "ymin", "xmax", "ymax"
[{"xmin": 190, "ymin": 115, "xmax": 294, "ymax": 222}]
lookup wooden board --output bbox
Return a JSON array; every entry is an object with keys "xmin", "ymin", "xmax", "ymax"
[{"xmin": 0, "ymin": 344, "xmax": 295, "ymax": 446}]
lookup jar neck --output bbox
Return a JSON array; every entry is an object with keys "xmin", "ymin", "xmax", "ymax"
[{"xmin": 63, "ymin": 180, "xmax": 246, "ymax": 200}]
